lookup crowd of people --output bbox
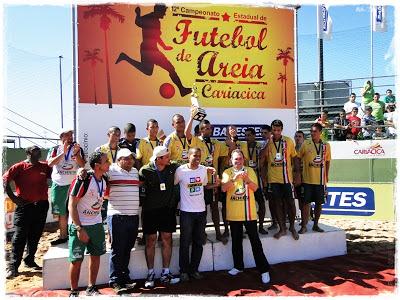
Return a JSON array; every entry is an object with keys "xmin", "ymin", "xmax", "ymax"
[
  {"xmin": 315, "ymin": 85, "xmax": 396, "ymax": 141},
  {"xmin": 3, "ymin": 107, "xmax": 331, "ymax": 296}
]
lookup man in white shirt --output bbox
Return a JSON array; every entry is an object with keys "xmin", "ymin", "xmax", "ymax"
[
  {"xmin": 174, "ymin": 148, "xmax": 217, "ymax": 282},
  {"xmin": 107, "ymin": 149, "xmax": 141, "ymax": 294},
  {"xmin": 343, "ymin": 93, "xmax": 360, "ymax": 118}
]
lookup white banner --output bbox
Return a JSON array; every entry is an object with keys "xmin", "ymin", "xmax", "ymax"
[
  {"xmin": 330, "ymin": 139, "xmax": 396, "ymax": 160},
  {"xmin": 372, "ymin": 6, "xmax": 387, "ymax": 33},
  {"xmin": 77, "ymin": 104, "xmax": 297, "ymax": 158},
  {"xmin": 317, "ymin": 4, "xmax": 333, "ymax": 40}
]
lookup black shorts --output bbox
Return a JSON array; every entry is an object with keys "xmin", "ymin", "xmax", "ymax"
[
  {"xmin": 254, "ymin": 188, "xmax": 264, "ymax": 205},
  {"xmin": 303, "ymin": 184, "xmax": 326, "ymax": 205},
  {"xmin": 270, "ymin": 183, "xmax": 295, "ymax": 202},
  {"xmin": 142, "ymin": 207, "xmax": 177, "ymax": 234},
  {"xmin": 295, "ymin": 185, "xmax": 305, "ymax": 205}
]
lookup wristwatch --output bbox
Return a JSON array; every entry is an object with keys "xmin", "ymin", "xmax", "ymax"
[{"xmin": 75, "ymin": 225, "xmax": 82, "ymax": 231}]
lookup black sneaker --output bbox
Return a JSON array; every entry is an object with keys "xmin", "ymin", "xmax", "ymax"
[
  {"xmin": 6, "ymin": 268, "xmax": 18, "ymax": 279},
  {"xmin": 69, "ymin": 290, "xmax": 79, "ymax": 297},
  {"xmin": 124, "ymin": 279, "xmax": 137, "ymax": 290},
  {"xmin": 51, "ymin": 238, "xmax": 68, "ymax": 246},
  {"xmin": 85, "ymin": 285, "xmax": 100, "ymax": 296},
  {"xmin": 23, "ymin": 261, "xmax": 42, "ymax": 270},
  {"xmin": 111, "ymin": 282, "xmax": 128, "ymax": 295},
  {"xmin": 160, "ymin": 272, "xmax": 180, "ymax": 284}
]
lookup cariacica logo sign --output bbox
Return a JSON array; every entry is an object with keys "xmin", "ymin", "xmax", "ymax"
[{"xmin": 321, "ymin": 187, "xmax": 375, "ymax": 216}]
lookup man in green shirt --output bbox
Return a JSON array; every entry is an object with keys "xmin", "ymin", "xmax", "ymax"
[{"xmin": 370, "ymin": 93, "xmax": 385, "ymax": 128}]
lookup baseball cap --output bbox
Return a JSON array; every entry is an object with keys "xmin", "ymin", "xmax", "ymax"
[
  {"xmin": 25, "ymin": 145, "xmax": 40, "ymax": 154},
  {"xmin": 116, "ymin": 148, "xmax": 136, "ymax": 160},
  {"xmin": 150, "ymin": 146, "xmax": 169, "ymax": 162},
  {"xmin": 59, "ymin": 128, "xmax": 74, "ymax": 138}
]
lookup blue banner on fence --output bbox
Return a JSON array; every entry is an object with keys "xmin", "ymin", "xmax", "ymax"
[{"xmin": 322, "ymin": 187, "xmax": 375, "ymax": 216}]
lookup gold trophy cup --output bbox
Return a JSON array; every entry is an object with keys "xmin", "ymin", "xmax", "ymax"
[{"xmin": 190, "ymin": 84, "xmax": 207, "ymax": 121}]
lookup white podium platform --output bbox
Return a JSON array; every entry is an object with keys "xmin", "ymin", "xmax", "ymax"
[{"xmin": 43, "ymin": 223, "xmax": 346, "ymax": 290}]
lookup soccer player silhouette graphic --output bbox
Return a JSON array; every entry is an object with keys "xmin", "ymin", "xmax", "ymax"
[{"xmin": 116, "ymin": 4, "xmax": 192, "ymax": 97}]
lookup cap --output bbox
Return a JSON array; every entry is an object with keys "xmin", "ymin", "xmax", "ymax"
[
  {"xmin": 25, "ymin": 145, "xmax": 40, "ymax": 154},
  {"xmin": 116, "ymin": 148, "xmax": 136, "ymax": 160},
  {"xmin": 60, "ymin": 128, "xmax": 74, "ymax": 138},
  {"xmin": 150, "ymin": 145, "xmax": 169, "ymax": 162}
]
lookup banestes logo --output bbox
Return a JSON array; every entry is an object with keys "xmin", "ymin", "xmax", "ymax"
[
  {"xmin": 353, "ymin": 142, "xmax": 385, "ymax": 156},
  {"xmin": 321, "ymin": 187, "xmax": 375, "ymax": 216}
]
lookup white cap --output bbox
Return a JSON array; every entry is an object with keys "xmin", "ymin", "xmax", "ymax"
[
  {"xmin": 116, "ymin": 148, "xmax": 136, "ymax": 160},
  {"xmin": 59, "ymin": 128, "xmax": 74, "ymax": 138},
  {"xmin": 150, "ymin": 145, "xmax": 169, "ymax": 162}
]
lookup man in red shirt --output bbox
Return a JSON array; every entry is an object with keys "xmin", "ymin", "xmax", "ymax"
[
  {"xmin": 347, "ymin": 107, "xmax": 361, "ymax": 139},
  {"xmin": 3, "ymin": 145, "xmax": 52, "ymax": 279}
]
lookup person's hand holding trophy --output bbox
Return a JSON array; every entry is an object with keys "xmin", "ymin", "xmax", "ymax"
[{"xmin": 190, "ymin": 84, "xmax": 207, "ymax": 121}]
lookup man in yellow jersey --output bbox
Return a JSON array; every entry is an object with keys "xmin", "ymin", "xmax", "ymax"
[
  {"xmin": 137, "ymin": 119, "xmax": 165, "ymax": 166},
  {"xmin": 296, "ymin": 123, "xmax": 331, "ymax": 233},
  {"xmin": 262, "ymin": 119, "xmax": 300, "ymax": 240},
  {"xmin": 164, "ymin": 114, "xmax": 190, "ymax": 165},
  {"xmin": 244, "ymin": 128, "xmax": 267, "ymax": 234},
  {"xmin": 221, "ymin": 149, "xmax": 271, "ymax": 284},
  {"xmin": 95, "ymin": 126, "xmax": 121, "ymax": 222},
  {"xmin": 185, "ymin": 108, "xmax": 229, "ymax": 244}
]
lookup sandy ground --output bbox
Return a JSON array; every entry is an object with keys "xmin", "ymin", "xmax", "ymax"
[{"xmin": 4, "ymin": 218, "xmax": 396, "ymax": 293}]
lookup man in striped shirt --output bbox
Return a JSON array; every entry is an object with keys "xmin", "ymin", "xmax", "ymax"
[{"xmin": 106, "ymin": 148, "xmax": 140, "ymax": 294}]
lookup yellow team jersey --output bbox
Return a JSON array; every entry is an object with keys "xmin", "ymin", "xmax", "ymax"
[
  {"xmin": 220, "ymin": 140, "xmax": 249, "ymax": 172},
  {"xmin": 136, "ymin": 137, "xmax": 162, "ymax": 166},
  {"xmin": 243, "ymin": 141, "xmax": 264, "ymax": 170},
  {"xmin": 266, "ymin": 136, "xmax": 297, "ymax": 184},
  {"xmin": 222, "ymin": 167, "xmax": 258, "ymax": 221},
  {"xmin": 95, "ymin": 143, "xmax": 119, "ymax": 164},
  {"xmin": 298, "ymin": 139, "xmax": 331, "ymax": 185},
  {"xmin": 164, "ymin": 132, "xmax": 190, "ymax": 165}
]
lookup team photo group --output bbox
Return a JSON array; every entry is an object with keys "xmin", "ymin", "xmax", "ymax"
[{"xmin": 4, "ymin": 106, "xmax": 331, "ymax": 297}]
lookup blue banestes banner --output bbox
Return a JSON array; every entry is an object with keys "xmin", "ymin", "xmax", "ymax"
[
  {"xmin": 322, "ymin": 187, "xmax": 375, "ymax": 216},
  {"xmin": 211, "ymin": 124, "xmax": 265, "ymax": 140}
]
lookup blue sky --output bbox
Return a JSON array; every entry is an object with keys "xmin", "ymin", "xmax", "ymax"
[{"xmin": 2, "ymin": 3, "xmax": 396, "ymax": 147}]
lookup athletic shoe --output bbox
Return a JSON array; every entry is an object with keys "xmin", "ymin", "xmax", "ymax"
[
  {"xmin": 69, "ymin": 290, "xmax": 79, "ymax": 297},
  {"xmin": 124, "ymin": 279, "xmax": 137, "ymax": 290},
  {"xmin": 259, "ymin": 227, "xmax": 268, "ymax": 235},
  {"xmin": 23, "ymin": 261, "xmax": 42, "ymax": 270},
  {"xmin": 144, "ymin": 272, "xmax": 155, "ymax": 288},
  {"xmin": 180, "ymin": 273, "xmax": 190, "ymax": 282},
  {"xmin": 228, "ymin": 268, "xmax": 243, "ymax": 276},
  {"xmin": 268, "ymin": 223, "xmax": 278, "ymax": 230},
  {"xmin": 160, "ymin": 272, "xmax": 180, "ymax": 284},
  {"xmin": 261, "ymin": 272, "xmax": 270, "ymax": 284},
  {"xmin": 6, "ymin": 268, "xmax": 18, "ymax": 279},
  {"xmin": 85, "ymin": 285, "xmax": 100, "ymax": 296},
  {"xmin": 50, "ymin": 237, "xmax": 68, "ymax": 246},
  {"xmin": 189, "ymin": 272, "xmax": 204, "ymax": 280},
  {"xmin": 110, "ymin": 283, "xmax": 128, "ymax": 295}
]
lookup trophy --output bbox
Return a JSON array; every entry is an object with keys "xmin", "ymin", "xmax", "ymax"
[{"xmin": 190, "ymin": 84, "xmax": 207, "ymax": 121}]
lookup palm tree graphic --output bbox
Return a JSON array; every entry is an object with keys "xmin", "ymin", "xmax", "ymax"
[
  {"xmin": 83, "ymin": 48, "xmax": 103, "ymax": 105},
  {"xmin": 277, "ymin": 73, "xmax": 286, "ymax": 105},
  {"xmin": 276, "ymin": 47, "xmax": 294, "ymax": 106},
  {"xmin": 84, "ymin": 5, "xmax": 125, "ymax": 109}
]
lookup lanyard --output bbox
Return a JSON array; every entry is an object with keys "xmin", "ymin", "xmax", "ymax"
[
  {"xmin": 273, "ymin": 139, "xmax": 282, "ymax": 154},
  {"xmin": 312, "ymin": 140, "xmax": 322, "ymax": 156},
  {"xmin": 64, "ymin": 144, "xmax": 73, "ymax": 161},
  {"xmin": 202, "ymin": 137, "xmax": 214, "ymax": 156},
  {"xmin": 94, "ymin": 177, "xmax": 104, "ymax": 198},
  {"xmin": 147, "ymin": 138, "xmax": 159, "ymax": 150},
  {"xmin": 178, "ymin": 136, "xmax": 187, "ymax": 150},
  {"xmin": 248, "ymin": 143, "xmax": 257, "ymax": 160},
  {"xmin": 109, "ymin": 145, "xmax": 117, "ymax": 163},
  {"xmin": 154, "ymin": 162, "xmax": 166, "ymax": 184}
]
